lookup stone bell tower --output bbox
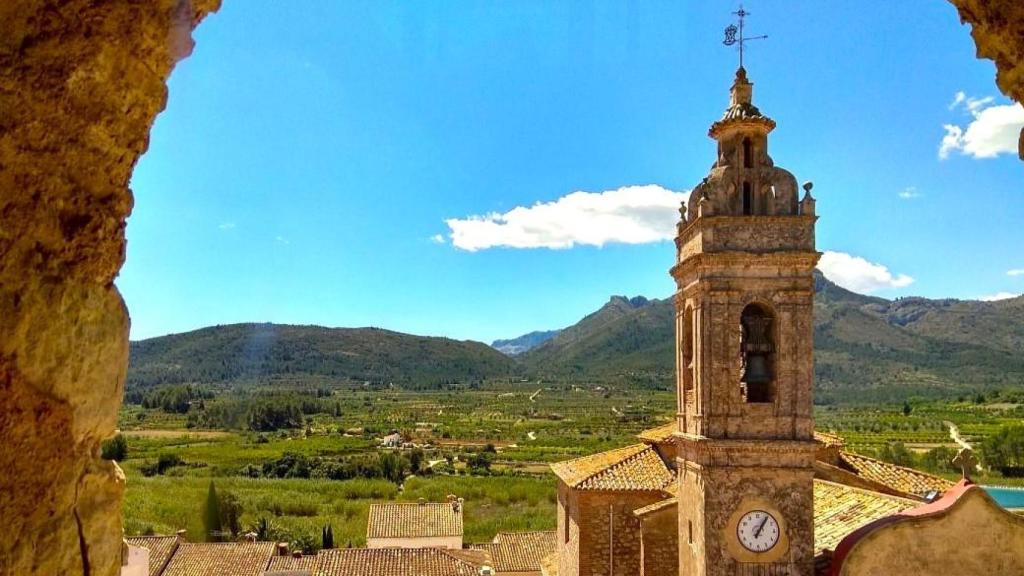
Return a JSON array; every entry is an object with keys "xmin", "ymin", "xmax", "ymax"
[{"xmin": 673, "ymin": 67, "xmax": 820, "ymax": 576}]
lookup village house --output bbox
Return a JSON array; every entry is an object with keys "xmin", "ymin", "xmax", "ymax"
[{"xmin": 367, "ymin": 496, "xmax": 465, "ymax": 549}]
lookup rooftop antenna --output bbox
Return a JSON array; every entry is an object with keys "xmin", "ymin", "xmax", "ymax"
[{"xmin": 722, "ymin": 4, "xmax": 768, "ymax": 69}]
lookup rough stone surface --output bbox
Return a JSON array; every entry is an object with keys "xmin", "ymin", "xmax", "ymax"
[
  {"xmin": 0, "ymin": 2, "xmax": 220, "ymax": 575},
  {"xmin": 948, "ymin": 0, "xmax": 1024, "ymax": 159}
]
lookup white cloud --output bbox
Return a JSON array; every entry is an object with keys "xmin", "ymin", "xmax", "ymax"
[
  {"xmin": 429, "ymin": 234, "xmax": 446, "ymax": 244},
  {"xmin": 1008, "ymin": 269, "xmax": 1024, "ymax": 277},
  {"xmin": 817, "ymin": 251, "xmax": 914, "ymax": 294},
  {"xmin": 898, "ymin": 187, "xmax": 922, "ymax": 200},
  {"xmin": 940, "ymin": 92, "xmax": 1024, "ymax": 159},
  {"xmin": 948, "ymin": 91, "xmax": 966, "ymax": 110},
  {"xmin": 218, "ymin": 222, "xmax": 236, "ymax": 230},
  {"xmin": 445, "ymin": 185, "xmax": 688, "ymax": 251},
  {"xmin": 979, "ymin": 292, "xmax": 1022, "ymax": 302}
]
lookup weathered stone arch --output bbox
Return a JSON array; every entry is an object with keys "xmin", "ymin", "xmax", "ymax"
[{"xmin": 0, "ymin": 2, "xmax": 220, "ymax": 575}]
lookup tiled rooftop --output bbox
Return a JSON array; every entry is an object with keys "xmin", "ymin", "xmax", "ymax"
[
  {"xmin": 367, "ymin": 501, "xmax": 463, "ymax": 539},
  {"xmin": 314, "ymin": 547, "xmax": 481, "ymax": 576},
  {"xmin": 550, "ymin": 443, "xmax": 674, "ymax": 492},
  {"xmin": 478, "ymin": 531, "xmax": 556, "ymax": 573},
  {"xmin": 813, "ymin": 479, "xmax": 918, "ymax": 556},
  {"xmin": 813, "ymin": 431, "xmax": 846, "ymax": 448},
  {"xmin": 266, "ymin": 553, "xmax": 317, "ymax": 573},
  {"xmin": 838, "ymin": 451, "xmax": 954, "ymax": 497},
  {"xmin": 160, "ymin": 542, "xmax": 276, "ymax": 576},
  {"xmin": 127, "ymin": 535, "xmax": 180, "ymax": 576},
  {"xmin": 636, "ymin": 422, "xmax": 676, "ymax": 444}
]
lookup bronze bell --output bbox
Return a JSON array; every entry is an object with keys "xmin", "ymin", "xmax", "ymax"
[{"xmin": 741, "ymin": 354, "xmax": 771, "ymax": 384}]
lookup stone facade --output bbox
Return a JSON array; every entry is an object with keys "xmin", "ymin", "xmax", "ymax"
[
  {"xmin": 0, "ymin": 2, "xmax": 220, "ymax": 575},
  {"xmin": 636, "ymin": 501, "xmax": 678, "ymax": 576},
  {"xmin": 556, "ymin": 485, "xmax": 666, "ymax": 576},
  {"xmin": 673, "ymin": 69, "xmax": 819, "ymax": 576}
]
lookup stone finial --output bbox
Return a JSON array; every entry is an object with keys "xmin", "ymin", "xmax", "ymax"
[
  {"xmin": 800, "ymin": 181, "xmax": 816, "ymax": 216},
  {"xmin": 679, "ymin": 201, "xmax": 687, "ymax": 222},
  {"xmin": 730, "ymin": 67, "xmax": 754, "ymax": 107},
  {"xmin": 953, "ymin": 448, "xmax": 979, "ymax": 481}
]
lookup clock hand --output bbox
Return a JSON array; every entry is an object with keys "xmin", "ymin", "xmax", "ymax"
[{"xmin": 754, "ymin": 515, "xmax": 769, "ymax": 539}]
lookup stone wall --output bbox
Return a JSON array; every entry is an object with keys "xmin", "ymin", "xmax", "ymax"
[
  {"xmin": 638, "ymin": 505, "xmax": 678, "ymax": 576},
  {"xmin": 0, "ymin": 2, "xmax": 220, "ymax": 575},
  {"xmin": 948, "ymin": 0, "xmax": 1024, "ymax": 159},
  {"xmin": 580, "ymin": 491, "xmax": 666, "ymax": 576}
]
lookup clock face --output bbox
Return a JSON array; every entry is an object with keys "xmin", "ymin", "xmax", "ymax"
[{"xmin": 736, "ymin": 510, "xmax": 780, "ymax": 553}]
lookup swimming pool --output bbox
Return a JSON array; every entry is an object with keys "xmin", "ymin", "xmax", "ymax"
[{"xmin": 984, "ymin": 485, "xmax": 1024, "ymax": 509}]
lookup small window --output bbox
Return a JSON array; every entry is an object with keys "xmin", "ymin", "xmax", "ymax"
[
  {"xmin": 743, "ymin": 138, "xmax": 753, "ymax": 168},
  {"xmin": 742, "ymin": 182, "xmax": 753, "ymax": 215}
]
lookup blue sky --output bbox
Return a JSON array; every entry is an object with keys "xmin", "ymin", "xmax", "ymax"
[{"xmin": 119, "ymin": 1, "xmax": 1024, "ymax": 343}]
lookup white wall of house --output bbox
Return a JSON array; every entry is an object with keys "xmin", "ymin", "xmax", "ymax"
[{"xmin": 121, "ymin": 545, "xmax": 149, "ymax": 576}]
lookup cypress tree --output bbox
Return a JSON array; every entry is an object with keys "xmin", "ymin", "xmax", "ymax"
[{"xmin": 203, "ymin": 481, "xmax": 223, "ymax": 541}]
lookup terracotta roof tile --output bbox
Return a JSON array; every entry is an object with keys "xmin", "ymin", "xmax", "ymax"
[
  {"xmin": 367, "ymin": 502, "xmax": 463, "ymax": 539},
  {"xmin": 161, "ymin": 542, "xmax": 276, "ymax": 576},
  {"xmin": 838, "ymin": 451, "xmax": 954, "ymax": 497},
  {"xmin": 813, "ymin": 431, "xmax": 846, "ymax": 448},
  {"xmin": 314, "ymin": 548, "xmax": 480, "ymax": 576},
  {"xmin": 812, "ymin": 479, "xmax": 918, "ymax": 556},
  {"xmin": 633, "ymin": 497, "xmax": 678, "ymax": 517},
  {"xmin": 266, "ymin": 553, "xmax": 316, "ymax": 573},
  {"xmin": 636, "ymin": 422, "xmax": 676, "ymax": 444},
  {"xmin": 476, "ymin": 531, "xmax": 556, "ymax": 573},
  {"xmin": 126, "ymin": 535, "xmax": 180, "ymax": 576},
  {"xmin": 550, "ymin": 444, "xmax": 674, "ymax": 492}
]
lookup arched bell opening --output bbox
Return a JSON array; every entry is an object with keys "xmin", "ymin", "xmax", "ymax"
[{"xmin": 740, "ymin": 303, "xmax": 775, "ymax": 403}]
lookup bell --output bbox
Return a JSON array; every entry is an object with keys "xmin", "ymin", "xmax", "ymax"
[{"xmin": 741, "ymin": 354, "xmax": 771, "ymax": 384}]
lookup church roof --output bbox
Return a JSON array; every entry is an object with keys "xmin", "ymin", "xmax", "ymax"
[
  {"xmin": 636, "ymin": 422, "xmax": 676, "ymax": 444},
  {"xmin": 366, "ymin": 502, "xmax": 463, "ymax": 539},
  {"xmin": 812, "ymin": 479, "xmax": 918, "ymax": 557},
  {"xmin": 550, "ymin": 443, "xmax": 674, "ymax": 492},
  {"xmin": 837, "ymin": 451, "xmax": 954, "ymax": 497}
]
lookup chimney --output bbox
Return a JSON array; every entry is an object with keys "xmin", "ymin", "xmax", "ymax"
[
  {"xmin": 480, "ymin": 567, "xmax": 494, "ymax": 576},
  {"xmin": 176, "ymin": 529, "xmax": 187, "ymax": 542},
  {"xmin": 277, "ymin": 542, "xmax": 290, "ymax": 556},
  {"xmin": 244, "ymin": 531, "xmax": 258, "ymax": 543},
  {"xmin": 292, "ymin": 551, "xmax": 302, "ymax": 558},
  {"xmin": 453, "ymin": 497, "xmax": 463, "ymax": 513},
  {"xmin": 418, "ymin": 498, "xmax": 426, "ymax": 506}
]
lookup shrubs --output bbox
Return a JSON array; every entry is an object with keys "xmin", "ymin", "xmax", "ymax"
[
  {"xmin": 982, "ymin": 424, "xmax": 1024, "ymax": 475},
  {"xmin": 257, "ymin": 451, "xmax": 413, "ymax": 484},
  {"xmin": 101, "ymin": 433, "xmax": 128, "ymax": 461},
  {"xmin": 141, "ymin": 454, "xmax": 185, "ymax": 477}
]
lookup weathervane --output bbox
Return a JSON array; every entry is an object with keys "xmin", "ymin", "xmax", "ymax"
[{"xmin": 723, "ymin": 4, "xmax": 768, "ymax": 69}]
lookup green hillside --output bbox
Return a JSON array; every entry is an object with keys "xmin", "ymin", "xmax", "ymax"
[
  {"xmin": 518, "ymin": 273, "xmax": 1024, "ymax": 402},
  {"xmin": 128, "ymin": 323, "xmax": 518, "ymax": 390}
]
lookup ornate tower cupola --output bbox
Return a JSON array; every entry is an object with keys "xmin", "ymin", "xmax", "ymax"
[{"xmin": 672, "ymin": 62, "xmax": 820, "ymax": 576}]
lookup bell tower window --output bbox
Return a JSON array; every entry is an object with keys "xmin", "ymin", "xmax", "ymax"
[
  {"xmin": 740, "ymin": 303, "xmax": 774, "ymax": 403},
  {"xmin": 742, "ymin": 137, "xmax": 753, "ymax": 168},
  {"xmin": 742, "ymin": 182, "xmax": 753, "ymax": 215}
]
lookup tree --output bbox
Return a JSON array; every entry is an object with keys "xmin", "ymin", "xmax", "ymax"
[
  {"xmin": 101, "ymin": 433, "xmax": 128, "ymax": 461},
  {"xmin": 901, "ymin": 401, "xmax": 912, "ymax": 417},
  {"xmin": 982, "ymin": 424, "xmax": 1024, "ymax": 474},
  {"xmin": 203, "ymin": 481, "xmax": 223, "ymax": 542},
  {"xmin": 322, "ymin": 524, "xmax": 335, "ymax": 549}
]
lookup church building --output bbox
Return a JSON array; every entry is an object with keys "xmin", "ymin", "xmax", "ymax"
[{"xmin": 545, "ymin": 66, "xmax": 1024, "ymax": 576}]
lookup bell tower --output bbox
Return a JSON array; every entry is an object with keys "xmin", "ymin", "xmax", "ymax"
[{"xmin": 673, "ymin": 66, "xmax": 819, "ymax": 576}]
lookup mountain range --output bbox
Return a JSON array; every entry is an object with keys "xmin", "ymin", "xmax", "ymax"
[{"xmin": 127, "ymin": 273, "xmax": 1024, "ymax": 403}]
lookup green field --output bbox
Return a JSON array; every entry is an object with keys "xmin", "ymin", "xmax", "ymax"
[{"xmin": 117, "ymin": 382, "xmax": 1024, "ymax": 550}]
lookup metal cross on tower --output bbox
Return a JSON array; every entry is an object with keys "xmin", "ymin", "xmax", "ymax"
[{"xmin": 722, "ymin": 4, "xmax": 768, "ymax": 69}]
